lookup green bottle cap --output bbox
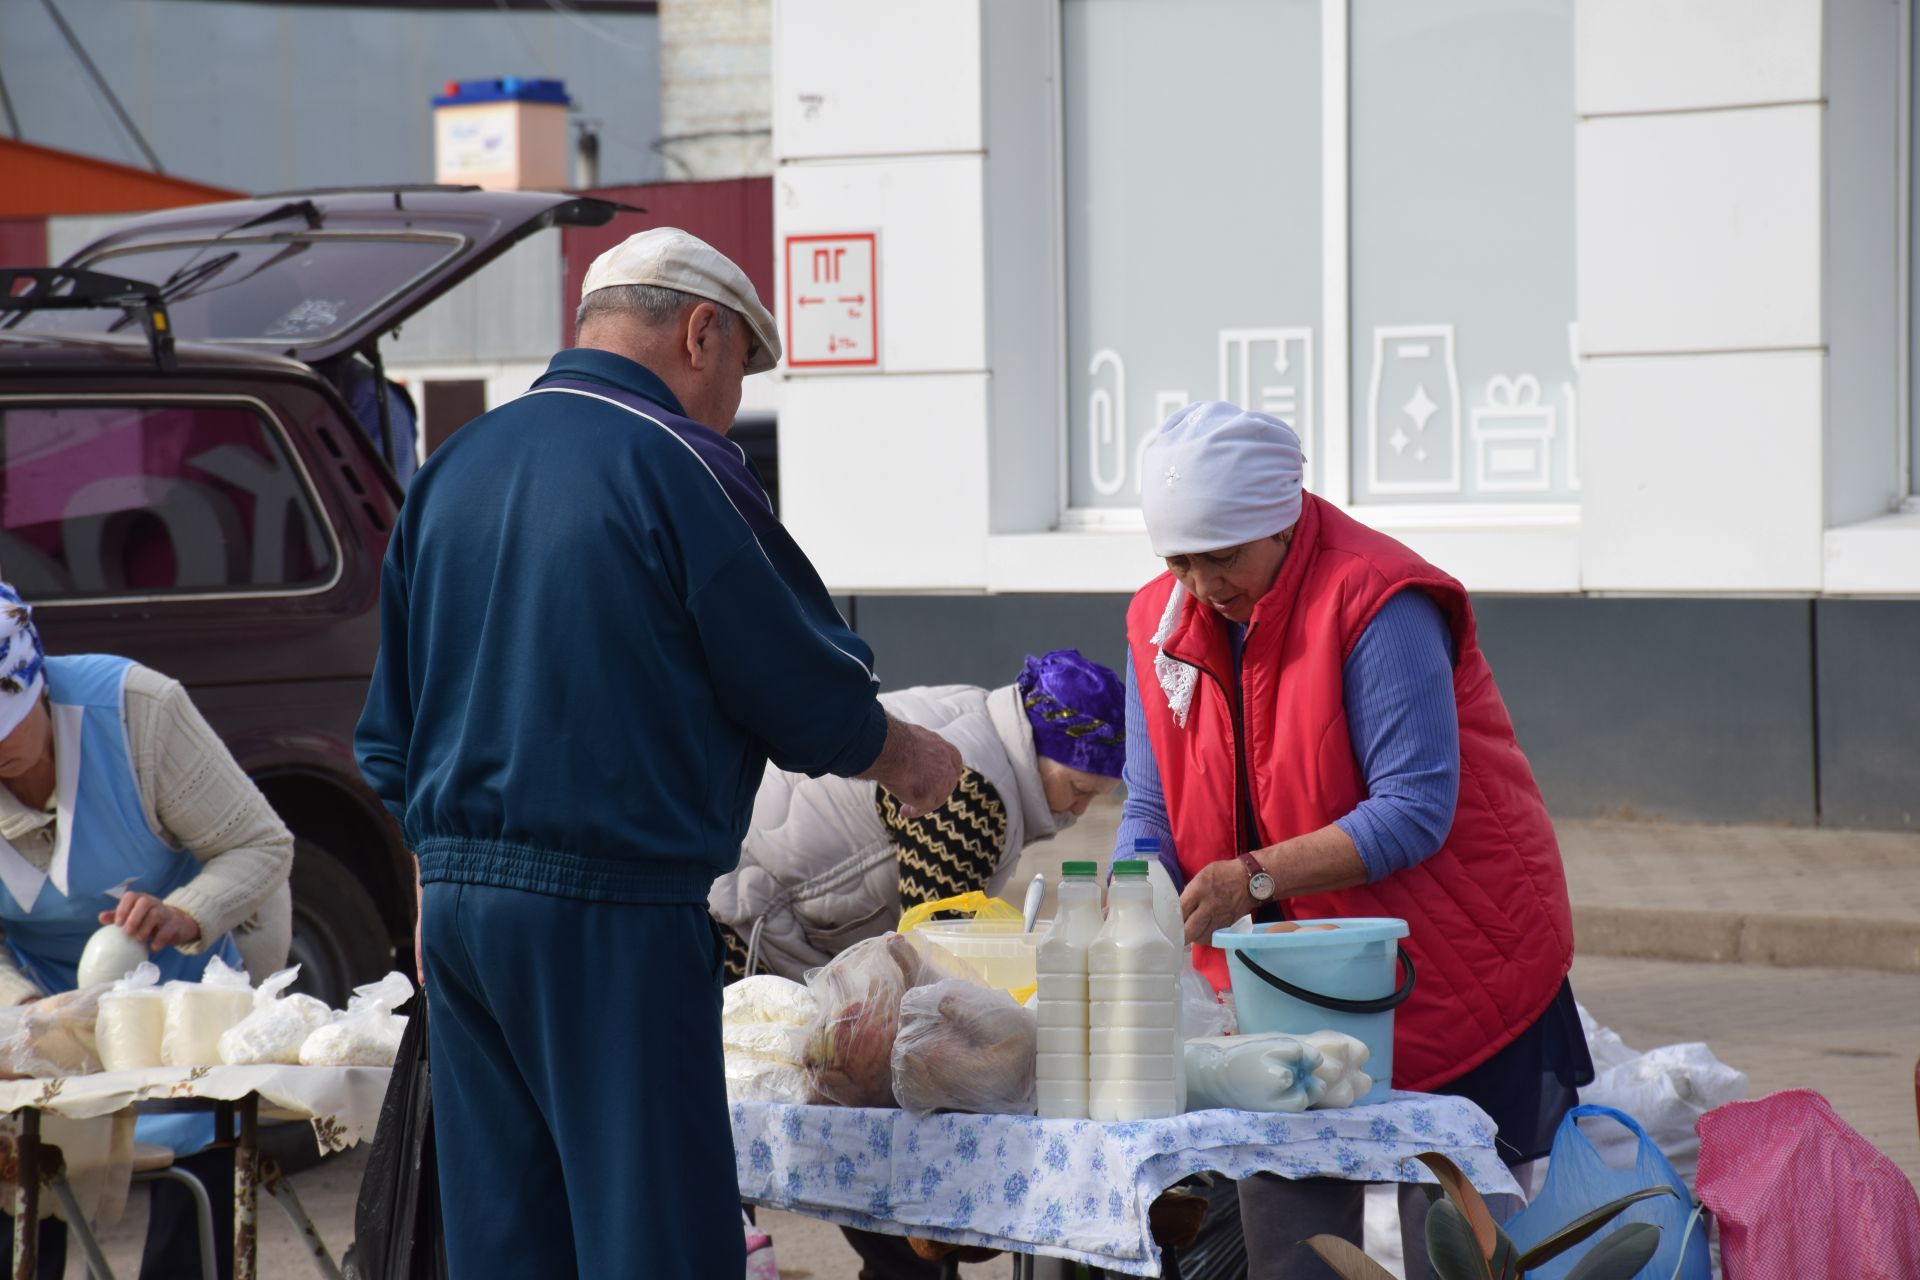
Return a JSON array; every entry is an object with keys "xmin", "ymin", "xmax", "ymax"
[
  {"xmin": 1111, "ymin": 860, "xmax": 1149, "ymax": 877},
  {"xmin": 1061, "ymin": 861, "xmax": 1099, "ymax": 878}
]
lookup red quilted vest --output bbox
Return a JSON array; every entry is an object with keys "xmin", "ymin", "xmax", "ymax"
[{"xmin": 1124, "ymin": 495, "xmax": 1574, "ymax": 1091}]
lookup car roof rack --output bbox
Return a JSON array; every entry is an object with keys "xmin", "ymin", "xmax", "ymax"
[
  {"xmin": 0, "ymin": 267, "xmax": 177, "ymax": 371},
  {"xmin": 253, "ymin": 183, "xmax": 483, "ymax": 198}
]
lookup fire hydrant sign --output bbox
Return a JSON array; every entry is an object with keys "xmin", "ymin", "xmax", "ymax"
[{"xmin": 784, "ymin": 232, "xmax": 879, "ymax": 368}]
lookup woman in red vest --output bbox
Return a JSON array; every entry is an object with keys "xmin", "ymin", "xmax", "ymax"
[{"xmin": 1116, "ymin": 401, "xmax": 1591, "ymax": 1278}]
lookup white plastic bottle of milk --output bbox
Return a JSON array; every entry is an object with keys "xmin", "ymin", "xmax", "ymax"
[
  {"xmin": 1131, "ymin": 837, "xmax": 1185, "ymax": 948},
  {"xmin": 1088, "ymin": 860, "xmax": 1182, "ymax": 1121},
  {"xmin": 1035, "ymin": 861, "xmax": 1105, "ymax": 1119}
]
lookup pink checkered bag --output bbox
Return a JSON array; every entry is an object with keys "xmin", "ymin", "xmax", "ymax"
[{"xmin": 1696, "ymin": 1089, "xmax": 1920, "ymax": 1280}]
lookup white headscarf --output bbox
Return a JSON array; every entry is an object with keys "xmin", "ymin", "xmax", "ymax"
[
  {"xmin": 1138, "ymin": 401, "xmax": 1305, "ymax": 557},
  {"xmin": 1138, "ymin": 403, "xmax": 1305, "ymax": 727},
  {"xmin": 0, "ymin": 583, "xmax": 45, "ymax": 740}
]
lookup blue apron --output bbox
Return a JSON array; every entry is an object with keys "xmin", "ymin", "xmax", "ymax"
[{"xmin": 0, "ymin": 655, "xmax": 245, "ymax": 1152}]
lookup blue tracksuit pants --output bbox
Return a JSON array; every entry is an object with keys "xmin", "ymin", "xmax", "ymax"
[{"xmin": 423, "ymin": 882, "xmax": 742, "ymax": 1279}]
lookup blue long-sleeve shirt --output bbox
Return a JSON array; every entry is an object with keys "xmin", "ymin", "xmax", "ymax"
[
  {"xmin": 355, "ymin": 349, "xmax": 888, "ymax": 905},
  {"xmin": 1115, "ymin": 589, "xmax": 1460, "ymax": 885}
]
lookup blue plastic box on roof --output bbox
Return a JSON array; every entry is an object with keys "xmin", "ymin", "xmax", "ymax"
[{"xmin": 431, "ymin": 77, "xmax": 572, "ymax": 107}]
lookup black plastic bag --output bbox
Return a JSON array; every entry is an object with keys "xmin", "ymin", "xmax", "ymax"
[{"xmin": 346, "ymin": 994, "xmax": 447, "ymax": 1280}]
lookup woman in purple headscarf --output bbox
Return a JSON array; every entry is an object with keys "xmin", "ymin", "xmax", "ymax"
[{"xmin": 709, "ymin": 647, "xmax": 1124, "ymax": 986}]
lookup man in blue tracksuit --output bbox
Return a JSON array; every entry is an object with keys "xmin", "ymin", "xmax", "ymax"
[{"xmin": 354, "ymin": 228, "xmax": 964, "ymax": 1279}]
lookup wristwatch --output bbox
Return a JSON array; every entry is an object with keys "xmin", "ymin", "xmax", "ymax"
[{"xmin": 1238, "ymin": 850, "xmax": 1276, "ymax": 903}]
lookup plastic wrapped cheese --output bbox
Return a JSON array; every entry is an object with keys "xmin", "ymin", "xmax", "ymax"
[
  {"xmin": 76, "ymin": 924, "xmax": 151, "ymax": 990},
  {"xmin": 299, "ymin": 972, "xmax": 413, "ymax": 1067},
  {"xmin": 96, "ymin": 962, "xmax": 166, "ymax": 1072},
  {"xmin": 219, "ymin": 966, "xmax": 335, "ymax": 1066},
  {"xmin": 725, "ymin": 1061, "xmax": 811, "ymax": 1105},
  {"xmin": 723, "ymin": 1021, "xmax": 806, "ymax": 1063},
  {"xmin": 722, "ymin": 975, "xmax": 816, "ymax": 1028},
  {"xmin": 161, "ymin": 956, "xmax": 255, "ymax": 1068}
]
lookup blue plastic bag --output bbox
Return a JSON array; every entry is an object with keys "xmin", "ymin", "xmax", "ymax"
[{"xmin": 1505, "ymin": 1104, "xmax": 1709, "ymax": 1280}]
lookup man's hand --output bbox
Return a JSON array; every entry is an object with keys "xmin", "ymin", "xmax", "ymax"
[
  {"xmin": 1178, "ymin": 859, "xmax": 1257, "ymax": 947},
  {"xmin": 98, "ymin": 892, "xmax": 202, "ymax": 953},
  {"xmin": 860, "ymin": 715, "xmax": 965, "ymax": 819}
]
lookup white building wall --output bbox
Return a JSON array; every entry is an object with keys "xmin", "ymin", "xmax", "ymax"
[{"xmin": 771, "ymin": 0, "xmax": 1918, "ymax": 598}]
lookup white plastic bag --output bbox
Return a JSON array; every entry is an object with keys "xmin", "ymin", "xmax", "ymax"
[
  {"xmin": 801, "ymin": 933, "xmax": 958, "ymax": 1108},
  {"xmin": 1297, "ymin": 1030, "xmax": 1373, "ymax": 1109},
  {"xmin": 96, "ymin": 962, "xmax": 166, "ymax": 1071},
  {"xmin": 1184, "ymin": 1033, "xmax": 1324, "ymax": 1112},
  {"xmin": 0, "ymin": 982, "xmax": 110, "ymax": 1076},
  {"xmin": 891, "ymin": 978, "xmax": 1037, "ymax": 1116},
  {"xmin": 300, "ymin": 972, "xmax": 414, "ymax": 1067},
  {"xmin": 218, "ymin": 966, "xmax": 334, "ymax": 1066},
  {"xmin": 724, "ymin": 1021, "xmax": 806, "ymax": 1064},
  {"xmin": 1178, "ymin": 966, "xmax": 1237, "ymax": 1040},
  {"xmin": 726, "ymin": 1061, "xmax": 812, "ymax": 1105},
  {"xmin": 161, "ymin": 954, "xmax": 256, "ymax": 1067},
  {"xmin": 1575, "ymin": 1003, "xmax": 1747, "ymax": 1188},
  {"xmin": 723, "ymin": 975, "xmax": 817, "ymax": 1028}
]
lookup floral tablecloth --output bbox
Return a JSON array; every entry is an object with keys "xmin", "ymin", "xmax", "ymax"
[{"xmin": 733, "ymin": 1093, "xmax": 1522, "ymax": 1276}]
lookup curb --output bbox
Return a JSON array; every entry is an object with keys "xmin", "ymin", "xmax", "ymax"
[{"xmin": 1573, "ymin": 905, "xmax": 1920, "ymax": 973}]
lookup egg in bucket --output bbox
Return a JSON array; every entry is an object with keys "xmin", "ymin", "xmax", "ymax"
[{"xmin": 1212, "ymin": 917, "xmax": 1413, "ymax": 1106}]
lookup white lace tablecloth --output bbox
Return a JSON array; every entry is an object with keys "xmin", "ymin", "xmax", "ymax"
[
  {"xmin": 0, "ymin": 1063, "xmax": 392, "ymax": 1154},
  {"xmin": 733, "ymin": 1093, "xmax": 1523, "ymax": 1276}
]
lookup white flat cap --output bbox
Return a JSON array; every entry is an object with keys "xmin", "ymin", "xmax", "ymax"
[{"xmin": 581, "ymin": 227, "xmax": 782, "ymax": 375}]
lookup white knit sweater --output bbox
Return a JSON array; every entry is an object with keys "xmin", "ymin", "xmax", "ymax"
[{"xmin": 0, "ymin": 664, "xmax": 294, "ymax": 1003}]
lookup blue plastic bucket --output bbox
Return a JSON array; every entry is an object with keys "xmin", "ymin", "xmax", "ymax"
[{"xmin": 1213, "ymin": 918, "xmax": 1413, "ymax": 1107}]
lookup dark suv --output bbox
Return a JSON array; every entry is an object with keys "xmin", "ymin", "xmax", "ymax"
[{"xmin": 0, "ymin": 187, "xmax": 618, "ymax": 1004}]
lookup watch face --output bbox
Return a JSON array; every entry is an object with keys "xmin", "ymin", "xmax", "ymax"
[{"xmin": 1249, "ymin": 871, "xmax": 1276, "ymax": 901}]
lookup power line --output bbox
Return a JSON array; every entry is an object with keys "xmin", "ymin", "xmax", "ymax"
[{"xmin": 39, "ymin": 0, "xmax": 163, "ymax": 172}]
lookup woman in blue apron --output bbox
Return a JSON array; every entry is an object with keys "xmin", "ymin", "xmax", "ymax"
[{"xmin": 0, "ymin": 585, "xmax": 295, "ymax": 1280}]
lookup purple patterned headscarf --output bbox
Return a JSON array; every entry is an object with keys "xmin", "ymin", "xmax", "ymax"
[{"xmin": 1016, "ymin": 650, "xmax": 1125, "ymax": 778}]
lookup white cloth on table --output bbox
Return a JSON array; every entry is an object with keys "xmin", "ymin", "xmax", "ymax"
[{"xmin": 733, "ymin": 1092, "xmax": 1522, "ymax": 1277}]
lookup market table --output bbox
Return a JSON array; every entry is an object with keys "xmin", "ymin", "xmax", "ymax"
[
  {"xmin": 0, "ymin": 1063, "xmax": 391, "ymax": 1280},
  {"xmin": 732, "ymin": 1092, "xmax": 1523, "ymax": 1277}
]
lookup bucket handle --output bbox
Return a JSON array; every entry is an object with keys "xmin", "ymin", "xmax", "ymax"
[{"xmin": 1230, "ymin": 944, "xmax": 1416, "ymax": 1015}]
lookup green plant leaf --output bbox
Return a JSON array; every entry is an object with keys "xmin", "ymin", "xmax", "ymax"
[
  {"xmin": 1426, "ymin": 1198, "xmax": 1493, "ymax": 1280},
  {"xmin": 1415, "ymin": 1152, "xmax": 1499, "ymax": 1261},
  {"xmin": 1487, "ymin": 1224, "xmax": 1523, "ymax": 1280},
  {"xmin": 1302, "ymin": 1234, "xmax": 1401, "ymax": 1280},
  {"xmin": 1561, "ymin": 1222, "xmax": 1662, "ymax": 1280},
  {"xmin": 1513, "ymin": 1186, "xmax": 1678, "ymax": 1271}
]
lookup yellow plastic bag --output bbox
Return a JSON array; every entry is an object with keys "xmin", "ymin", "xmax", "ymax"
[{"xmin": 896, "ymin": 892, "xmax": 1023, "ymax": 935}]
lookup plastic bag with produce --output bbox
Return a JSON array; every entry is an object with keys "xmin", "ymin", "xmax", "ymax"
[
  {"xmin": 801, "ymin": 932, "xmax": 956, "ymax": 1108},
  {"xmin": 891, "ymin": 978, "xmax": 1036, "ymax": 1116}
]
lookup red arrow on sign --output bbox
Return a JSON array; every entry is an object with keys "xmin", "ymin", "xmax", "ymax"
[
  {"xmin": 796, "ymin": 296, "xmax": 826, "ymax": 307},
  {"xmin": 836, "ymin": 295, "xmax": 866, "ymax": 305}
]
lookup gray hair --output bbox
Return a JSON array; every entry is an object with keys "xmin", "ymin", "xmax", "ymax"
[{"xmin": 575, "ymin": 283, "xmax": 736, "ymax": 336}]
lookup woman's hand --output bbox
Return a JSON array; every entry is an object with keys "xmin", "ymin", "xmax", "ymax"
[
  {"xmin": 1179, "ymin": 859, "xmax": 1257, "ymax": 946},
  {"xmin": 97, "ymin": 892, "xmax": 202, "ymax": 953}
]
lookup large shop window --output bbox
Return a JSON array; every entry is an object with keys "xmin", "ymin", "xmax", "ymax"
[
  {"xmin": 1062, "ymin": 0, "xmax": 1322, "ymax": 513},
  {"xmin": 1350, "ymin": 0, "xmax": 1577, "ymax": 503},
  {"xmin": 0, "ymin": 401, "xmax": 335, "ymax": 601}
]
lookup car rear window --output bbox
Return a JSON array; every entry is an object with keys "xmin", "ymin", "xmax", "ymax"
[
  {"xmin": 0, "ymin": 400, "xmax": 336, "ymax": 601},
  {"xmin": 20, "ymin": 234, "xmax": 461, "ymax": 346}
]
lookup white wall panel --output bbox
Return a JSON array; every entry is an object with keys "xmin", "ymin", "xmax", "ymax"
[
  {"xmin": 1580, "ymin": 352, "xmax": 1824, "ymax": 591},
  {"xmin": 780, "ymin": 374, "xmax": 989, "ymax": 590},
  {"xmin": 1579, "ymin": 105, "xmax": 1822, "ymax": 356},
  {"xmin": 772, "ymin": 0, "xmax": 981, "ymax": 160},
  {"xmin": 776, "ymin": 156, "xmax": 987, "ymax": 374},
  {"xmin": 1575, "ymin": 0, "xmax": 1820, "ymax": 116}
]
